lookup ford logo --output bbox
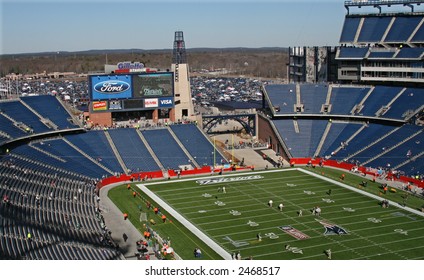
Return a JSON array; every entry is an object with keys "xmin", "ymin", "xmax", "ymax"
[{"xmin": 94, "ymin": 80, "xmax": 130, "ymax": 94}]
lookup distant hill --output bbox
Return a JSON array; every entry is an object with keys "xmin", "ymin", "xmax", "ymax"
[{"xmin": 0, "ymin": 47, "xmax": 288, "ymax": 79}]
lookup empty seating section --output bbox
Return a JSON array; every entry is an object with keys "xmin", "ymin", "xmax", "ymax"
[
  {"xmin": 108, "ymin": 128, "xmax": 160, "ymax": 172},
  {"xmin": 170, "ymin": 124, "xmax": 225, "ymax": 166},
  {"xmin": 0, "ymin": 155, "xmax": 122, "ymax": 260},
  {"xmin": 299, "ymin": 84, "xmax": 327, "ymax": 114},
  {"xmin": 0, "ymin": 100, "xmax": 50, "ymax": 133},
  {"xmin": 31, "ymin": 139, "xmax": 108, "ymax": 178},
  {"xmin": 359, "ymin": 86, "xmax": 402, "ymax": 117},
  {"xmin": 368, "ymin": 51, "xmax": 396, "ymax": 58},
  {"xmin": 265, "ymin": 84, "xmax": 296, "ymax": 114},
  {"xmin": 0, "ymin": 114, "xmax": 27, "ymax": 139},
  {"xmin": 340, "ymin": 16, "xmax": 361, "ymax": 43},
  {"xmin": 338, "ymin": 47, "xmax": 368, "ymax": 59},
  {"xmin": 331, "ymin": 124, "xmax": 396, "ymax": 161},
  {"xmin": 382, "ymin": 88, "xmax": 424, "ymax": 120},
  {"xmin": 142, "ymin": 129, "xmax": 191, "ymax": 170},
  {"xmin": 329, "ymin": 86, "xmax": 369, "ymax": 115},
  {"xmin": 411, "ymin": 22, "xmax": 424, "ymax": 42},
  {"xmin": 272, "ymin": 119, "xmax": 327, "ymax": 158},
  {"xmin": 385, "ymin": 16, "xmax": 422, "ymax": 42},
  {"xmin": 21, "ymin": 95, "xmax": 76, "ymax": 129},
  {"xmin": 350, "ymin": 125, "xmax": 422, "ymax": 164},
  {"xmin": 305, "ymin": 120, "xmax": 328, "ymax": 156},
  {"xmin": 320, "ymin": 123, "xmax": 362, "ymax": 158},
  {"xmin": 65, "ymin": 131, "xmax": 124, "ymax": 174},
  {"xmin": 399, "ymin": 156, "xmax": 424, "ymax": 177},
  {"xmin": 341, "ymin": 15, "xmax": 424, "ymax": 44},
  {"xmin": 357, "ymin": 17, "xmax": 391, "ymax": 43},
  {"xmin": 395, "ymin": 48, "xmax": 424, "ymax": 59},
  {"xmin": 366, "ymin": 130, "xmax": 423, "ymax": 170}
]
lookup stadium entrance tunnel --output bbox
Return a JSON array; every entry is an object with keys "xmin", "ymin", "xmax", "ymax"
[{"xmin": 202, "ymin": 114, "xmax": 256, "ymax": 136}]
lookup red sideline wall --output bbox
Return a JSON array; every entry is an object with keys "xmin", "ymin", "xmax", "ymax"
[
  {"xmin": 98, "ymin": 166, "xmax": 255, "ymax": 189},
  {"xmin": 98, "ymin": 171, "xmax": 163, "ymax": 189},
  {"xmin": 290, "ymin": 158, "xmax": 424, "ymax": 189}
]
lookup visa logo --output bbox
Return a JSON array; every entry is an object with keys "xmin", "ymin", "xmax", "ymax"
[{"xmin": 160, "ymin": 99, "xmax": 172, "ymax": 105}]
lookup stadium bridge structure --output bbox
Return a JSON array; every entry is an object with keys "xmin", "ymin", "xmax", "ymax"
[{"xmin": 201, "ymin": 113, "xmax": 257, "ymax": 136}]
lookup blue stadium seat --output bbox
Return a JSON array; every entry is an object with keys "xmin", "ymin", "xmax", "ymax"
[
  {"xmin": 384, "ymin": 16, "xmax": 422, "ymax": 43},
  {"xmin": 21, "ymin": 95, "xmax": 77, "ymax": 129},
  {"xmin": 340, "ymin": 17, "xmax": 361, "ymax": 43},
  {"xmin": 264, "ymin": 84, "xmax": 296, "ymax": 114},
  {"xmin": 142, "ymin": 128, "xmax": 191, "ymax": 170}
]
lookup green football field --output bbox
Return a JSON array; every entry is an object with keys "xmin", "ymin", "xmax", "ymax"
[{"xmin": 109, "ymin": 168, "xmax": 424, "ymax": 260}]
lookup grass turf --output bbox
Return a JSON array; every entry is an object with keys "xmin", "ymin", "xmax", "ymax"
[{"xmin": 108, "ymin": 167, "xmax": 424, "ymax": 260}]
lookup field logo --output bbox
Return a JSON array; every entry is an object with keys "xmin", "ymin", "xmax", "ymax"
[
  {"xmin": 343, "ymin": 207, "xmax": 355, "ymax": 212},
  {"xmin": 322, "ymin": 198, "xmax": 335, "ymax": 203},
  {"xmin": 316, "ymin": 219, "xmax": 348, "ymax": 235},
  {"xmin": 287, "ymin": 183, "xmax": 297, "ymax": 187},
  {"xmin": 303, "ymin": 190, "xmax": 315, "ymax": 195},
  {"xmin": 279, "ymin": 226, "xmax": 310, "ymax": 240},
  {"xmin": 196, "ymin": 175, "xmax": 263, "ymax": 185},
  {"xmin": 223, "ymin": 236, "xmax": 249, "ymax": 248},
  {"xmin": 202, "ymin": 193, "xmax": 212, "ymax": 198},
  {"xmin": 198, "ymin": 210, "xmax": 207, "ymax": 213}
]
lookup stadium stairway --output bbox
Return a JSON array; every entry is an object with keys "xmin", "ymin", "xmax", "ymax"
[
  {"xmin": 103, "ymin": 130, "xmax": 129, "ymax": 174},
  {"xmin": 376, "ymin": 88, "xmax": 406, "ymax": 117},
  {"xmin": 330, "ymin": 124, "xmax": 366, "ymax": 157},
  {"xmin": 62, "ymin": 137, "xmax": 114, "ymax": 176},
  {"xmin": 166, "ymin": 126, "xmax": 200, "ymax": 168},
  {"xmin": 314, "ymin": 121, "xmax": 332, "ymax": 157},
  {"xmin": 361, "ymin": 129, "xmax": 423, "ymax": 166},
  {"xmin": 136, "ymin": 129, "xmax": 165, "ymax": 171},
  {"xmin": 394, "ymin": 150, "xmax": 424, "ymax": 171},
  {"xmin": 28, "ymin": 142, "xmax": 67, "ymax": 163},
  {"xmin": 352, "ymin": 87, "xmax": 374, "ymax": 115},
  {"xmin": 342, "ymin": 125, "xmax": 401, "ymax": 162},
  {"xmin": 19, "ymin": 99, "xmax": 58, "ymax": 130}
]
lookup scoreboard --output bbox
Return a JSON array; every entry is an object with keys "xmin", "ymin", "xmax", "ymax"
[{"xmin": 88, "ymin": 72, "xmax": 174, "ymax": 112}]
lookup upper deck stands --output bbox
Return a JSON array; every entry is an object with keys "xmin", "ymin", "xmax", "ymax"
[
  {"xmin": 357, "ymin": 17, "xmax": 392, "ymax": 43},
  {"xmin": 21, "ymin": 95, "xmax": 77, "ymax": 129},
  {"xmin": 340, "ymin": 15, "xmax": 424, "ymax": 44},
  {"xmin": 329, "ymin": 86, "xmax": 369, "ymax": 115},
  {"xmin": 299, "ymin": 84, "xmax": 328, "ymax": 114},
  {"xmin": 264, "ymin": 84, "xmax": 296, "ymax": 114}
]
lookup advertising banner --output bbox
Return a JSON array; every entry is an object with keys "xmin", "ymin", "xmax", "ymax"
[
  {"xmin": 144, "ymin": 98, "xmax": 159, "ymax": 108},
  {"xmin": 92, "ymin": 101, "xmax": 107, "ymax": 111},
  {"xmin": 90, "ymin": 75, "xmax": 132, "ymax": 100},
  {"xmin": 108, "ymin": 100, "xmax": 122, "ymax": 110},
  {"xmin": 158, "ymin": 97, "xmax": 174, "ymax": 108}
]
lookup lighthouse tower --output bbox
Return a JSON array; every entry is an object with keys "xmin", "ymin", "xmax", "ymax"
[{"xmin": 171, "ymin": 31, "xmax": 194, "ymax": 121}]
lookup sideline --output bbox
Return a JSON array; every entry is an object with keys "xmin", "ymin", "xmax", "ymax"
[
  {"xmin": 299, "ymin": 168, "xmax": 424, "ymax": 218},
  {"xmin": 138, "ymin": 184, "xmax": 232, "ymax": 260}
]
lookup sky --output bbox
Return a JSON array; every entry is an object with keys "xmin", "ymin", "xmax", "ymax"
[{"xmin": 0, "ymin": 0, "xmax": 415, "ymax": 55}]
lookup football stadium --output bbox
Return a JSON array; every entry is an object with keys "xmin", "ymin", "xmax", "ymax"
[{"xmin": 1, "ymin": 0, "xmax": 424, "ymax": 261}]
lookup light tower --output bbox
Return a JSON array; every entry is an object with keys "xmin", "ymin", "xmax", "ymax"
[{"xmin": 171, "ymin": 31, "xmax": 194, "ymax": 121}]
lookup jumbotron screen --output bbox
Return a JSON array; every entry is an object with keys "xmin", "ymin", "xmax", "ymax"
[
  {"xmin": 133, "ymin": 73, "xmax": 174, "ymax": 98},
  {"xmin": 88, "ymin": 72, "xmax": 174, "ymax": 112}
]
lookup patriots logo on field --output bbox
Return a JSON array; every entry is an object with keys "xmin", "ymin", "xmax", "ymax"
[{"xmin": 316, "ymin": 219, "xmax": 348, "ymax": 235}]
